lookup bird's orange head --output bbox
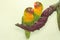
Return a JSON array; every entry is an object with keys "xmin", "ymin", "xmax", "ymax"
[
  {"xmin": 34, "ymin": 2, "xmax": 43, "ymax": 16},
  {"xmin": 24, "ymin": 7, "xmax": 34, "ymax": 14},
  {"xmin": 23, "ymin": 7, "xmax": 34, "ymax": 22},
  {"xmin": 34, "ymin": 1, "xmax": 43, "ymax": 8}
]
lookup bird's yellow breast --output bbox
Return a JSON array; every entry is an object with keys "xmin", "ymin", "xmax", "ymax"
[
  {"xmin": 23, "ymin": 13, "xmax": 34, "ymax": 22},
  {"xmin": 34, "ymin": 6, "xmax": 43, "ymax": 16}
]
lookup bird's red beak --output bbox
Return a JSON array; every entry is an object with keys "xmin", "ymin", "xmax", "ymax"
[
  {"xmin": 30, "ymin": 9, "xmax": 34, "ymax": 14},
  {"xmin": 34, "ymin": 3, "xmax": 37, "ymax": 8}
]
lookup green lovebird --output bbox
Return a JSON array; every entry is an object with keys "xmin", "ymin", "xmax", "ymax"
[
  {"xmin": 22, "ymin": 7, "xmax": 34, "ymax": 39},
  {"xmin": 34, "ymin": 1, "xmax": 43, "ymax": 22}
]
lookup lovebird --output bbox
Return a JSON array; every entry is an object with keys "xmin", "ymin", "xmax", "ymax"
[
  {"xmin": 34, "ymin": 1, "xmax": 43, "ymax": 22},
  {"xmin": 22, "ymin": 7, "xmax": 34, "ymax": 39}
]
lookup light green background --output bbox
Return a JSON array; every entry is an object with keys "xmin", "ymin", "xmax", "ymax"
[{"xmin": 0, "ymin": 0, "xmax": 60, "ymax": 40}]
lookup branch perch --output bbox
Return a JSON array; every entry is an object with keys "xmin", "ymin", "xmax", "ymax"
[{"xmin": 15, "ymin": 3, "xmax": 59, "ymax": 32}]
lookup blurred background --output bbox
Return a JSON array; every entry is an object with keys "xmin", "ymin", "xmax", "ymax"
[{"xmin": 0, "ymin": 0, "xmax": 60, "ymax": 40}]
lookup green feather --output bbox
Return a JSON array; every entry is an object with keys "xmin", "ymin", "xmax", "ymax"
[
  {"xmin": 22, "ymin": 16, "xmax": 34, "ymax": 39},
  {"xmin": 33, "ymin": 13, "xmax": 41, "ymax": 23},
  {"xmin": 25, "ymin": 30, "xmax": 30, "ymax": 39}
]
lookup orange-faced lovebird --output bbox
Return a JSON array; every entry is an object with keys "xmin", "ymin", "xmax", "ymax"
[
  {"xmin": 34, "ymin": 1, "xmax": 43, "ymax": 22},
  {"xmin": 22, "ymin": 7, "xmax": 34, "ymax": 39}
]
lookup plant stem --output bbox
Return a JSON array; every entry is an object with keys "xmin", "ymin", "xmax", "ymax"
[{"xmin": 56, "ymin": 0, "xmax": 60, "ymax": 30}]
